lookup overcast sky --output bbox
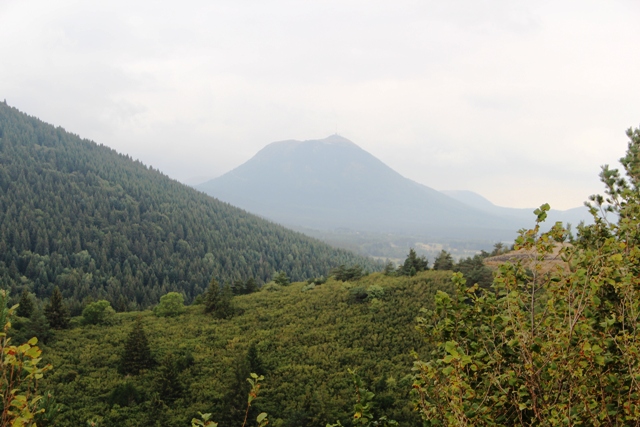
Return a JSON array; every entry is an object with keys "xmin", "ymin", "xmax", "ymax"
[{"xmin": 2, "ymin": 0, "xmax": 639, "ymax": 210}]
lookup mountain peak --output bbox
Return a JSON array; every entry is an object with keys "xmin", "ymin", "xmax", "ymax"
[
  {"xmin": 197, "ymin": 134, "xmax": 521, "ymax": 238},
  {"xmin": 316, "ymin": 134, "xmax": 355, "ymax": 146}
]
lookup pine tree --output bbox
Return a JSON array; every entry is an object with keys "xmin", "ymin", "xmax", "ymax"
[
  {"xmin": 432, "ymin": 250, "xmax": 454, "ymax": 271},
  {"xmin": 398, "ymin": 248, "xmax": 428, "ymax": 276},
  {"xmin": 203, "ymin": 278, "xmax": 221, "ymax": 314},
  {"xmin": 154, "ymin": 353, "xmax": 183, "ymax": 403},
  {"xmin": 44, "ymin": 286, "xmax": 69, "ymax": 329},
  {"xmin": 203, "ymin": 279, "xmax": 234, "ymax": 318},
  {"xmin": 245, "ymin": 277, "xmax": 258, "ymax": 294},
  {"xmin": 119, "ymin": 317, "xmax": 154, "ymax": 375},
  {"xmin": 272, "ymin": 271, "xmax": 290, "ymax": 286},
  {"xmin": 383, "ymin": 261, "xmax": 396, "ymax": 276},
  {"xmin": 247, "ymin": 342, "xmax": 265, "ymax": 376},
  {"xmin": 16, "ymin": 289, "xmax": 34, "ymax": 318}
]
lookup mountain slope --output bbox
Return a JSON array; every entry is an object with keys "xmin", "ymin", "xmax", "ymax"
[
  {"xmin": 197, "ymin": 135, "xmax": 521, "ymax": 240},
  {"xmin": 41, "ymin": 271, "xmax": 452, "ymax": 426},
  {"xmin": 0, "ymin": 103, "xmax": 379, "ymax": 309}
]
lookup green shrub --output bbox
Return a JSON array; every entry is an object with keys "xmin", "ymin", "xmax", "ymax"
[
  {"xmin": 82, "ymin": 300, "xmax": 116, "ymax": 325},
  {"xmin": 154, "ymin": 292, "xmax": 186, "ymax": 317}
]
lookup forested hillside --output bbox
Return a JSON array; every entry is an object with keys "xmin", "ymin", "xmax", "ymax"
[
  {"xmin": 0, "ymin": 103, "xmax": 379, "ymax": 309},
  {"xmin": 35, "ymin": 271, "xmax": 453, "ymax": 427}
]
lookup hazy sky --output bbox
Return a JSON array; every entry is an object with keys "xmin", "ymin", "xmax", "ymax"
[{"xmin": 2, "ymin": 0, "xmax": 639, "ymax": 210}]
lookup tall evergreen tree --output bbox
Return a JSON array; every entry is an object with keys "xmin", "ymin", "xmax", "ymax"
[
  {"xmin": 272, "ymin": 271, "xmax": 290, "ymax": 286},
  {"xmin": 245, "ymin": 277, "xmax": 258, "ymax": 294},
  {"xmin": 16, "ymin": 289, "xmax": 34, "ymax": 318},
  {"xmin": 119, "ymin": 317, "xmax": 154, "ymax": 375},
  {"xmin": 247, "ymin": 342, "xmax": 265, "ymax": 376},
  {"xmin": 432, "ymin": 250, "xmax": 454, "ymax": 271},
  {"xmin": 154, "ymin": 353, "xmax": 183, "ymax": 404},
  {"xmin": 398, "ymin": 248, "xmax": 428, "ymax": 276},
  {"xmin": 203, "ymin": 279, "xmax": 234, "ymax": 318},
  {"xmin": 44, "ymin": 286, "xmax": 69, "ymax": 329}
]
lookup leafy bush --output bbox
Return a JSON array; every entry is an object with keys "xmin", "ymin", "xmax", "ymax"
[
  {"xmin": 365, "ymin": 285, "xmax": 385, "ymax": 301},
  {"xmin": 333, "ymin": 265, "xmax": 365, "ymax": 282},
  {"xmin": 412, "ymin": 126, "xmax": 640, "ymax": 426},
  {"xmin": 82, "ymin": 300, "xmax": 116, "ymax": 325},
  {"xmin": 261, "ymin": 282, "xmax": 281, "ymax": 292},
  {"xmin": 301, "ymin": 283, "xmax": 315, "ymax": 292},
  {"xmin": 153, "ymin": 292, "xmax": 186, "ymax": 317}
]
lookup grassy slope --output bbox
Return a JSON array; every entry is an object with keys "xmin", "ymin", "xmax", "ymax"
[{"xmin": 41, "ymin": 271, "xmax": 453, "ymax": 427}]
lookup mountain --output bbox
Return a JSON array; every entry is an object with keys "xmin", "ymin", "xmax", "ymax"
[
  {"xmin": 197, "ymin": 135, "xmax": 522, "ymax": 240},
  {"xmin": 441, "ymin": 190, "xmax": 593, "ymax": 228},
  {"xmin": 0, "ymin": 103, "xmax": 379, "ymax": 309}
]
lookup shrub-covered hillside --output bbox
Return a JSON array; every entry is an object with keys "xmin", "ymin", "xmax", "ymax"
[
  {"xmin": 0, "ymin": 103, "xmax": 380, "ymax": 309},
  {"xmin": 38, "ymin": 270, "xmax": 452, "ymax": 427}
]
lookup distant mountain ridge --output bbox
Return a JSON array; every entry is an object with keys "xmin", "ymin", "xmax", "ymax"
[
  {"xmin": 441, "ymin": 190, "xmax": 593, "ymax": 228},
  {"xmin": 198, "ymin": 135, "xmax": 540, "ymax": 240}
]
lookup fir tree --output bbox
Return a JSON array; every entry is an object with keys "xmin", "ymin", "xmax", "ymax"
[
  {"xmin": 119, "ymin": 317, "xmax": 155, "ymax": 375},
  {"xmin": 203, "ymin": 279, "xmax": 234, "ymax": 318},
  {"xmin": 383, "ymin": 261, "xmax": 396, "ymax": 276},
  {"xmin": 16, "ymin": 289, "xmax": 34, "ymax": 318},
  {"xmin": 247, "ymin": 342, "xmax": 265, "ymax": 376},
  {"xmin": 245, "ymin": 277, "xmax": 258, "ymax": 294},
  {"xmin": 272, "ymin": 271, "xmax": 290, "ymax": 286},
  {"xmin": 44, "ymin": 286, "xmax": 69, "ymax": 329},
  {"xmin": 432, "ymin": 250, "xmax": 454, "ymax": 271},
  {"xmin": 398, "ymin": 248, "xmax": 428, "ymax": 276},
  {"xmin": 154, "ymin": 353, "xmax": 183, "ymax": 404}
]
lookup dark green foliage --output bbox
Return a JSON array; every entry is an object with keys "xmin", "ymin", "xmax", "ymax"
[
  {"xmin": 154, "ymin": 353, "xmax": 183, "ymax": 404},
  {"xmin": 16, "ymin": 289, "xmax": 34, "ymax": 318},
  {"xmin": 247, "ymin": 342, "xmax": 265, "ymax": 377},
  {"xmin": 332, "ymin": 264, "xmax": 365, "ymax": 282},
  {"xmin": 327, "ymin": 370, "xmax": 398, "ymax": 427},
  {"xmin": 119, "ymin": 317, "xmax": 154, "ymax": 375},
  {"xmin": 349, "ymin": 284, "xmax": 385, "ymax": 303},
  {"xmin": 244, "ymin": 277, "xmax": 258, "ymax": 294},
  {"xmin": 453, "ymin": 251, "xmax": 493, "ymax": 288},
  {"xmin": 34, "ymin": 391, "xmax": 63, "ymax": 427},
  {"xmin": 203, "ymin": 278, "xmax": 234, "ymax": 318},
  {"xmin": 231, "ymin": 279, "xmax": 246, "ymax": 296},
  {"xmin": 221, "ymin": 353, "xmax": 253, "ymax": 427},
  {"xmin": 272, "ymin": 271, "xmax": 290, "ymax": 286},
  {"xmin": 397, "ymin": 248, "xmax": 428, "ymax": 276},
  {"xmin": 231, "ymin": 277, "xmax": 259, "ymax": 296},
  {"xmin": 9, "ymin": 308, "xmax": 52, "ymax": 344},
  {"xmin": 349, "ymin": 286, "xmax": 368, "ymax": 302},
  {"xmin": 382, "ymin": 261, "xmax": 396, "ymax": 276},
  {"xmin": 108, "ymin": 382, "xmax": 144, "ymax": 407},
  {"xmin": 432, "ymin": 250, "xmax": 453, "ymax": 271},
  {"xmin": 44, "ymin": 286, "xmax": 69, "ymax": 329},
  {"xmin": 0, "ymin": 103, "xmax": 382, "ymax": 308}
]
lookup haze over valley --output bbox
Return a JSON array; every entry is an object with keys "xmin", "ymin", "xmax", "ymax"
[{"xmin": 197, "ymin": 134, "xmax": 593, "ymax": 260}]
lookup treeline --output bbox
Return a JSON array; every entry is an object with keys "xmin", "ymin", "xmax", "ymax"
[
  {"xmin": 0, "ymin": 104, "xmax": 381, "ymax": 310},
  {"xmin": 381, "ymin": 243, "xmax": 509, "ymax": 288}
]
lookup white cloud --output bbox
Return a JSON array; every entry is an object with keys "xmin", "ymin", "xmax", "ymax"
[{"xmin": 1, "ymin": 0, "xmax": 639, "ymax": 209}]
